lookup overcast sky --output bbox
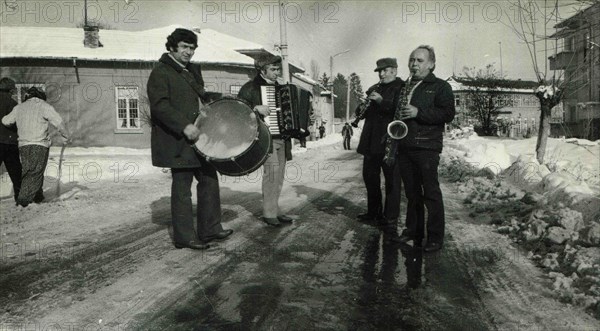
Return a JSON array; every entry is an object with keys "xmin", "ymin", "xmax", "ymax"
[{"xmin": 0, "ymin": 0, "xmax": 588, "ymax": 87}]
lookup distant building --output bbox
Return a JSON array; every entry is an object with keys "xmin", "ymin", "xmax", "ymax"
[
  {"xmin": 0, "ymin": 25, "xmax": 306, "ymax": 147},
  {"xmin": 548, "ymin": 2, "xmax": 600, "ymax": 139},
  {"xmin": 447, "ymin": 76, "xmax": 561, "ymax": 136},
  {"xmin": 291, "ymin": 73, "xmax": 329, "ymax": 140}
]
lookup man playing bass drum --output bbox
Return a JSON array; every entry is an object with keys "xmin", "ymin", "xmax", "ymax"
[{"xmin": 355, "ymin": 58, "xmax": 405, "ymax": 228}]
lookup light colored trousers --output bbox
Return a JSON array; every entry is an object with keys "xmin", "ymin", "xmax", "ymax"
[{"xmin": 262, "ymin": 139, "xmax": 286, "ymax": 218}]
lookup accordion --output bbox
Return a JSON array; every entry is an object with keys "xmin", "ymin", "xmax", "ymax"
[{"xmin": 260, "ymin": 84, "xmax": 311, "ymax": 139}]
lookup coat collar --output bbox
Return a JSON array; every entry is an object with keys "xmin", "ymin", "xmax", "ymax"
[
  {"xmin": 159, "ymin": 53, "xmax": 189, "ymax": 73},
  {"xmin": 421, "ymin": 72, "xmax": 437, "ymax": 83},
  {"xmin": 253, "ymin": 74, "xmax": 279, "ymax": 86},
  {"xmin": 253, "ymin": 74, "xmax": 267, "ymax": 85}
]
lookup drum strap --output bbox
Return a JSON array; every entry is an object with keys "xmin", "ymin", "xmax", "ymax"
[
  {"xmin": 180, "ymin": 68, "xmax": 206, "ymax": 104},
  {"xmin": 177, "ymin": 68, "xmax": 206, "ymax": 158}
]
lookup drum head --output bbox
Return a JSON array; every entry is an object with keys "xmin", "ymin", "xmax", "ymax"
[{"xmin": 194, "ymin": 98, "xmax": 258, "ymax": 160}]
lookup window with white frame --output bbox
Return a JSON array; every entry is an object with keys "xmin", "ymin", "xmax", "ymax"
[
  {"xmin": 116, "ymin": 86, "xmax": 140, "ymax": 129},
  {"xmin": 230, "ymin": 84, "xmax": 242, "ymax": 96},
  {"xmin": 15, "ymin": 83, "xmax": 46, "ymax": 103}
]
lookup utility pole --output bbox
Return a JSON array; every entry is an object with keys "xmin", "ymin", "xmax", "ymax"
[
  {"xmin": 346, "ymin": 79, "xmax": 351, "ymax": 123},
  {"xmin": 499, "ymin": 41, "xmax": 503, "ymax": 77},
  {"xmin": 329, "ymin": 49, "xmax": 350, "ymax": 133},
  {"xmin": 279, "ymin": 1, "xmax": 290, "ymax": 83},
  {"xmin": 329, "ymin": 56, "xmax": 334, "ymax": 132}
]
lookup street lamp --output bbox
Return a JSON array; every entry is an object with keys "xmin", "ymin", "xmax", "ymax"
[{"xmin": 329, "ymin": 49, "xmax": 350, "ymax": 134}]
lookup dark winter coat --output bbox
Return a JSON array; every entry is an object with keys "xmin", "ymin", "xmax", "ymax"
[
  {"xmin": 237, "ymin": 74, "xmax": 292, "ymax": 161},
  {"xmin": 357, "ymin": 77, "xmax": 404, "ymax": 155},
  {"xmin": 397, "ymin": 72, "xmax": 455, "ymax": 153},
  {"xmin": 0, "ymin": 91, "xmax": 18, "ymax": 145},
  {"xmin": 147, "ymin": 53, "xmax": 206, "ymax": 168}
]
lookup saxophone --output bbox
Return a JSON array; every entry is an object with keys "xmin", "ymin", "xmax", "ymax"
[{"xmin": 383, "ymin": 74, "xmax": 412, "ymax": 166}]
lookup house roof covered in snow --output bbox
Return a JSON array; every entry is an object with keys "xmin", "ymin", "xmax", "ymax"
[
  {"xmin": 292, "ymin": 73, "xmax": 326, "ymax": 90},
  {"xmin": 447, "ymin": 76, "xmax": 539, "ymax": 94},
  {"xmin": 0, "ymin": 24, "xmax": 268, "ymax": 66}
]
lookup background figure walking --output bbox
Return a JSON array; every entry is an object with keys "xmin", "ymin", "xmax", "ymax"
[
  {"xmin": 341, "ymin": 122, "xmax": 353, "ymax": 150},
  {"xmin": 0, "ymin": 77, "xmax": 22, "ymax": 204},
  {"xmin": 318, "ymin": 124, "xmax": 325, "ymax": 139},
  {"xmin": 1, "ymin": 87, "xmax": 70, "ymax": 207}
]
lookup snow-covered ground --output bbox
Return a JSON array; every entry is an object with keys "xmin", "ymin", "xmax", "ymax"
[
  {"xmin": 444, "ymin": 133, "xmax": 600, "ymax": 315},
  {"xmin": 0, "ymin": 132, "xmax": 347, "ymax": 200},
  {"xmin": 1, "ymin": 129, "xmax": 599, "ymax": 318}
]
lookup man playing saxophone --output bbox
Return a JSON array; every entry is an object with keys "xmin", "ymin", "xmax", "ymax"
[
  {"xmin": 391, "ymin": 45, "xmax": 455, "ymax": 253},
  {"xmin": 355, "ymin": 58, "xmax": 404, "ymax": 228}
]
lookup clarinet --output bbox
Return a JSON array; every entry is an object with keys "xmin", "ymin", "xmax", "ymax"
[{"xmin": 351, "ymin": 81, "xmax": 382, "ymax": 128}]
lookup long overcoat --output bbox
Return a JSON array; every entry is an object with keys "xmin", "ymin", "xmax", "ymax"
[{"xmin": 147, "ymin": 53, "xmax": 206, "ymax": 168}]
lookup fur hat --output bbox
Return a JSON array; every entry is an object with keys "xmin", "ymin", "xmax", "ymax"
[
  {"xmin": 165, "ymin": 28, "xmax": 198, "ymax": 50},
  {"xmin": 255, "ymin": 53, "xmax": 282, "ymax": 70}
]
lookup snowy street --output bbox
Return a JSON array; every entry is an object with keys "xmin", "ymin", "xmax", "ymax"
[{"xmin": 1, "ymin": 134, "xmax": 598, "ymax": 330}]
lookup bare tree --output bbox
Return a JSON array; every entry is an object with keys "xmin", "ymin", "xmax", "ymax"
[
  {"xmin": 504, "ymin": 0, "xmax": 597, "ymax": 162},
  {"xmin": 348, "ymin": 73, "xmax": 364, "ymax": 119},
  {"xmin": 461, "ymin": 65, "xmax": 515, "ymax": 136}
]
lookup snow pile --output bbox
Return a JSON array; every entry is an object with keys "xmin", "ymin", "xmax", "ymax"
[
  {"xmin": 446, "ymin": 136, "xmax": 599, "ymax": 221},
  {"xmin": 447, "ymin": 125, "xmax": 475, "ymax": 140},
  {"xmin": 443, "ymin": 135, "xmax": 600, "ymax": 317},
  {"xmin": 535, "ymin": 85, "xmax": 560, "ymax": 99}
]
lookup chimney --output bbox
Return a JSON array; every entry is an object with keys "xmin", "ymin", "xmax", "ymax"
[{"xmin": 83, "ymin": 25, "xmax": 102, "ymax": 48}]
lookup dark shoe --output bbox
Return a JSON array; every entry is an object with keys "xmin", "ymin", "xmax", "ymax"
[
  {"xmin": 423, "ymin": 241, "xmax": 443, "ymax": 253},
  {"xmin": 262, "ymin": 217, "xmax": 281, "ymax": 227},
  {"xmin": 33, "ymin": 192, "xmax": 45, "ymax": 203},
  {"xmin": 174, "ymin": 240, "xmax": 210, "ymax": 250},
  {"xmin": 391, "ymin": 234, "xmax": 414, "ymax": 246},
  {"xmin": 357, "ymin": 213, "xmax": 383, "ymax": 221},
  {"xmin": 378, "ymin": 218, "xmax": 397, "ymax": 226},
  {"xmin": 202, "ymin": 229, "xmax": 234, "ymax": 243},
  {"xmin": 277, "ymin": 215, "xmax": 293, "ymax": 223}
]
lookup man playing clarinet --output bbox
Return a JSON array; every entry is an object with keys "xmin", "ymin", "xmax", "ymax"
[{"xmin": 355, "ymin": 58, "xmax": 404, "ymax": 228}]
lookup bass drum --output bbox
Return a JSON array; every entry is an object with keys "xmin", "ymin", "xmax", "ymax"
[{"xmin": 192, "ymin": 97, "xmax": 271, "ymax": 176}]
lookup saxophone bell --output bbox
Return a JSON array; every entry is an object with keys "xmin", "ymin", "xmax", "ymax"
[{"xmin": 387, "ymin": 120, "xmax": 408, "ymax": 140}]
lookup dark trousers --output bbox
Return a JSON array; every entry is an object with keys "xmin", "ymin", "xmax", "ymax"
[
  {"xmin": 362, "ymin": 153, "xmax": 402, "ymax": 221},
  {"xmin": 397, "ymin": 149, "xmax": 445, "ymax": 243},
  {"xmin": 0, "ymin": 143, "xmax": 22, "ymax": 202},
  {"xmin": 343, "ymin": 136, "xmax": 351, "ymax": 150},
  {"xmin": 171, "ymin": 166, "xmax": 223, "ymax": 243},
  {"xmin": 18, "ymin": 145, "xmax": 48, "ymax": 205}
]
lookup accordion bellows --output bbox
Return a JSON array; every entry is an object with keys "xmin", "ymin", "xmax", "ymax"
[{"xmin": 260, "ymin": 84, "xmax": 311, "ymax": 139}]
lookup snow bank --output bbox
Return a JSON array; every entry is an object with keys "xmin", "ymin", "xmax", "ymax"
[
  {"xmin": 445, "ymin": 135, "xmax": 600, "ymax": 315},
  {"xmin": 446, "ymin": 136, "xmax": 600, "ymax": 221}
]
